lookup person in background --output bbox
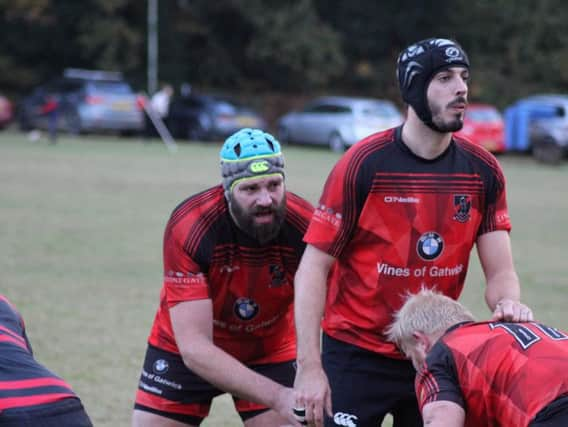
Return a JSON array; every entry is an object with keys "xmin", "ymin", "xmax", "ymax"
[
  {"xmin": 144, "ymin": 83, "xmax": 174, "ymax": 138},
  {"xmin": 387, "ymin": 289, "xmax": 568, "ymax": 427},
  {"xmin": 292, "ymin": 37, "xmax": 533, "ymax": 427},
  {"xmin": 41, "ymin": 94, "xmax": 59, "ymax": 144},
  {"xmin": 132, "ymin": 128, "xmax": 314, "ymax": 427},
  {"xmin": 151, "ymin": 83, "xmax": 174, "ymax": 121},
  {"xmin": 0, "ymin": 294, "xmax": 92, "ymax": 426}
]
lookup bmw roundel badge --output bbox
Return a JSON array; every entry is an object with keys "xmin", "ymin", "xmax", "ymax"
[
  {"xmin": 417, "ymin": 232, "xmax": 444, "ymax": 261},
  {"xmin": 153, "ymin": 359, "xmax": 169, "ymax": 375},
  {"xmin": 233, "ymin": 297, "xmax": 259, "ymax": 321}
]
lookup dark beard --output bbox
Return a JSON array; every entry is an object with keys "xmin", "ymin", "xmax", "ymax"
[
  {"xmin": 229, "ymin": 194, "xmax": 287, "ymax": 245},
  {"xmin": 429, "ymin": 98, "xmax": 466, "ymax": 132}
]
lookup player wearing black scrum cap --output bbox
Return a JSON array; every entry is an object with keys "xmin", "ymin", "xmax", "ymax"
[{"xmin": 292, "ymin": 38, "xmax": 533, "ymax": 427}]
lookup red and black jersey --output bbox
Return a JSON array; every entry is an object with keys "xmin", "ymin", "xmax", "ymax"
[
  {"xmin": 416, "ymin": 321, "xmax": 568, "ymax": 427},
  {"xmin": 304, "ymin": 127, "xmax": 511, "ymax": 357},
  {"xmin": 148, "ymin": 185, "xmax": 314, "ymax": 365},
  {"xmin": 0, "ymin": 295, "xmax": 77, "ymax": 411}
]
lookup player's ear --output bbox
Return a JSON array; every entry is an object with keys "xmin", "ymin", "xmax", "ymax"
[{"xmin": 413, "ymin": 331, "xmax": 432, "ymax": 353}]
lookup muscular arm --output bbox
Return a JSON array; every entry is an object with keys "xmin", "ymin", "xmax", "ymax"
[
  {"xmin": 294, "ymin": 245, "xmax": 334, "ymax": 369},
  {"xmin": 422, "ymin": 401, "xmax": 465, "ymax": 427},
  {"xmin": 293, "ymin": 244, "xmax": 335, "ymax": 426},
  {"xmin": 477, "ymin": 230, "xmax": 532, "ymax": 321},
  {"xmin": 170, "ymin": 299, "xmax": 299, "ymax": 425}
]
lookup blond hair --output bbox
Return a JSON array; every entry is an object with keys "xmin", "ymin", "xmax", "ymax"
[{"xmin": 386, "ymin": 288, "xmax": 475, "ymax": 356}]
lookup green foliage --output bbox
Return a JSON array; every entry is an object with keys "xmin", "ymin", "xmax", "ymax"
[{"xmin": 2, "ymin": 0, "xmax": 568, "ymax": 104}]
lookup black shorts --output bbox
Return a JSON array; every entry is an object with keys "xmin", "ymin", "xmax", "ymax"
[
  {"xmin": 134, "ymin": 344, "xmax": 295, "ymax": 425},
  {"xmin": 0, "ymin": 397, "xmax": 92, "ymax": 427},
  {"xmin": 530, "ymin": 394, "xmax": 568, "ymax": 426},
  {"xmin": 322, "ymin": 333, "xmax": 422, "ymax": 427}
]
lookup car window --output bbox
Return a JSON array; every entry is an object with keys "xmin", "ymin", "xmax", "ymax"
[
  {"xmin": 466, "ymin": 108, "xmax": 502, "ymax": 122},
  {"xmin": 212, "ymin": 101, "xmax": 238, "ymax": 114},
  {"xmin": 85, "ymin": 81, "xmax": 134, "ymax": 95},
  {"xmin": 303, "ymin": 104, "xmax": 351, "ymax": 114},
  {"xmin": 359, "ymin": 103, "xmax": 400, "ymax": 118},
  {"xmin": 59, "ymin": 79, "xmax": 84, "ymax": 93}
]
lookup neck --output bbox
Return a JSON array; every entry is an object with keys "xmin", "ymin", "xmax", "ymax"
[{"xmin": 401, "ymin": 109, "xmax": 453, "ymax": 160}]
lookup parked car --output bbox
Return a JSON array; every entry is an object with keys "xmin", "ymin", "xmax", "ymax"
[
  {"xmin": 525, "ymin": 94, "xmax": 568, "ymax": 163},
  {"xmin": 455, "ymin": 103, "xmax": 506, "ymax": 153},
  {"xmin": 166, "ymin": 94, "xmax": 266, "ymax": 141},
  {"xmin": 0, "ymin": 94, "xmax": 14, "ymax": 129},
  {"xmin": 505, "ymin": 94, "xmax": 568, "ymax": 164},
  {"xmin": 277, "ymin": 96, "xmax": 403, "ymax": 152},
  {"xmin": 18, "ymin": 68, "xmax": 144, "ymax": 135}
]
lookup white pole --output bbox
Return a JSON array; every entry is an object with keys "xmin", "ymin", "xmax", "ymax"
[{"xmin": 148, "ymin": 0, "xmax": 158, "ymax": 95}]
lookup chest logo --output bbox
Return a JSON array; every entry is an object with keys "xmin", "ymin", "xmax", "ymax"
[
  {"xmin": 153, "ymin": 359, "xmax": 169, "ymax": 375},
  {"xmin": 269, "ymin": 264, "xmax": 286, "ymax": 287},
  {"xmin": 417, "ymin": 232, "xmax": 444, "ymax": 261},
  {"xmin": 453, "ymin": 194, "xmax": 472, "ymax": 223},
  {"xmin": 234, "ymin": 297, "xmax": 259, "ymax": 321}
]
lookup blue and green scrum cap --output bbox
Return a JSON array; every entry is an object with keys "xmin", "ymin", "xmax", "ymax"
[{"xmin": 220, "ymin": 128, "xmax": 285, "ymax": 199}]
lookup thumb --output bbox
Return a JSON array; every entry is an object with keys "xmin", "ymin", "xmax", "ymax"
[{"xmin": 325, "ymin": 391, "xmax": 333, "ymax": 417}]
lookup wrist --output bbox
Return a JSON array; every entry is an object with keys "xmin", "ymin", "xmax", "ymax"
[{"xmin": 296, "ymin": 355, "xmax": 322, "ymax": 371}]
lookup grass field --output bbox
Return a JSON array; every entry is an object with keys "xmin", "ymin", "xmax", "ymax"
[{"xmin": 0, "ymin": 130, "xmax": 567, "ymax": 426}]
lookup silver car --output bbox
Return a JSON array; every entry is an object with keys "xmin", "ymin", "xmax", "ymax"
[
  {"xmin": 18, "ymin": 68, "xmax": 145, "ymax": 135},
  {"xmin": 277, "ymin": 96, "xmax": 403, "ymax": 152}
]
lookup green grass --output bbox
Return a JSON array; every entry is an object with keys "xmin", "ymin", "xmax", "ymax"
[{"xmin": 0, "ymin": 130, "xmax": 566, "ymax": 426}]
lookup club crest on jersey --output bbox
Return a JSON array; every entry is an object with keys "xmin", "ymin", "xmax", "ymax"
[
  {"xmin": 269, "ymin": 264, "xmax": 286, "ymax": 287},
  {"xmin": 453, "ymin": 194, "xmax": 472, "ymax": 223},
  {"xmin": 234, "ymin": 297, "xmax": 259, "ymax": 321},
  {"xmin": 153, "ymin": 359, "xmax": 169, "ymax": 375},
  {"xmin": 417, "ymin": 232, "xmax": 444, "ymax": 261}
]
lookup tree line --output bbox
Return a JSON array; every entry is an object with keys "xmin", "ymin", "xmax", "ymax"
[{"xmin": 2, "ymin": 0, "xmax": 568, "ymax": 109}]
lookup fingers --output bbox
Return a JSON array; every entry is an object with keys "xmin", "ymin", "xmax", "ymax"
[
  {"xmin": 325, "ymin": 390, "xmax": 333, "ymax": 418},
  {"xmin": 295, "ymin": 398, "xmax": 325, "ymax": 427},
  {"xmin": 293, "ymin": 407, "xmax": 308, "ymax": 426},
  {"xmin": 492, "ymin": 299, "xmax": 534, "ymax": 322}
]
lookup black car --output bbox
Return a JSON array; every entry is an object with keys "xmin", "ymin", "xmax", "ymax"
[
  {"xmin": 18, "ymin": 68, "xmax": 145, "ymax": 135},
  {"xmin": 166, "ymin": 94, "xmax": 266, "ymax": 141}
]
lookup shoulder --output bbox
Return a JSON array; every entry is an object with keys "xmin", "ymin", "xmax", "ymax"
[
  {"xmin": 347, "ymin": 128, "xmax": 398, "ymax": 161},
  {"xmin": 0, "ymin": 295, "xmax": 24, "ymax": 334},
  {"xmin": 286, "ymin": 191, "xmax": 314, "ymax": 214},
  {"xmin": 332, "ymin": 128, "xmax": 398, "ymax": 177},
  {"xmin": 285, "ymin": 191, "xmax": 314, "ymax": 231},
  {"xmin": 452, "ymin": 135, "xmax": 504, "ymax": 177},
  {"xmin": 166, "ymin": 185, "xmax": 227, "ymax": 233}
]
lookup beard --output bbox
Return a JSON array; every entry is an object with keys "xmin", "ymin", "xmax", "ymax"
[
  {"xmin": 229, "ymin": 194, "xmax": 287, "ymax": 245},
  {"xmin": 429, "ymin": 97, "xmax": 466, "ymax": 132}
]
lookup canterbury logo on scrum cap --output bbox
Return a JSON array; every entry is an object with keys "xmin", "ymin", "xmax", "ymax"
[{"xmin": 249, "ymin": 160, "xmax": 270, "ymax": 174}]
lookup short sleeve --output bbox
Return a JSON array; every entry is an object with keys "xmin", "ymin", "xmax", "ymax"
[
  {"xmin": 162, "ymin": 226, "xmax": 210, "ymax": 307},
  {"xmin": 416, "ymin": 341, "xmax": 465, "ymax": 411}
]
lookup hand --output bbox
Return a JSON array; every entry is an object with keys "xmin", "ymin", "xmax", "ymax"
[
  {"xmin": 273, "ymin": 386, "xmax": 304, "ymax": 427},
  {"xmin": 293, "ymin": 364, "xmax": 332, "ymax": 427},
  {"xmin": 491, "ymin": 298, "xmax": 533, "ymax": 322}
]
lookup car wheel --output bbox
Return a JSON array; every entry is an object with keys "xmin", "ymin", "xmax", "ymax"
[
  {"xmin": 532, "ymin": 137, "xmax": 564, "ymax": 164},
  {"xmin": 328, "ymin": 132, "xmax": 346, "ymax": 153}
]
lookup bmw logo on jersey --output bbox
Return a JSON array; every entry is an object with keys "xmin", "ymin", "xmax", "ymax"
[
  {"xmin": 153, "ymin": 359, "xmax": 169, "ymax": 375},
  {"xmin": 234, "ymin": 297, "xmax": 259, "ymax": 321},
  {"xmin": 417, "ymin": 232, "xmax": 444, "ymax": 261}
]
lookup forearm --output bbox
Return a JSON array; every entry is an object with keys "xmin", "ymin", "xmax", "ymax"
[
  {"xmin": 294, "ymin": 258, "xmax": 328, "ymax": 369},
  {"xmin": 484, "ymin": 269, "xmax": 521, "ymax": 310},
  {"xmin": 180, "ymin": 338, "xmax": 285, "ymax": 407}
]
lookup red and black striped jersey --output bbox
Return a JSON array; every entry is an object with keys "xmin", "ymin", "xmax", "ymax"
[
  {"xmin": 0, "ymin": 295, "xmax": 77, "ymax": 411},
  {"xmin": 148, "ymin": 185, "xmax": 314, "ymax": 364},
  {"xmin": 304, "ymin": 127, "xmax": 511, "ymax": 357},
  {"xmin": 417, "ymin": 321, "xmax": 568, "ymax": 427}
]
